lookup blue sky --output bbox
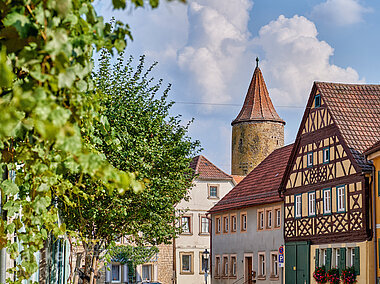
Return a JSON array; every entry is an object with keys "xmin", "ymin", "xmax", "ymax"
[{"xmin": 96, "ymin": 0, "xmax": 380, "ymax": 173}]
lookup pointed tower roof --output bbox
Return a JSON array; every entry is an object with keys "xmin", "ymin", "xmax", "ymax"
[{"xmin": 232, "ymin": 61, "xmax": 285, "ymax": 125}]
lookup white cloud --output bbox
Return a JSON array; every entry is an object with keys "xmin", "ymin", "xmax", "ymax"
[
  {"xmin": 177, "ymin": 0, "xmax": 253, "ymax": 105},
  {"xmin": 255, "ymin": 15, "xmax": 362, "ymax": 106},
  {"xmin": 311, "ymin": 0, "xmax": 372, "ymax": 26}
]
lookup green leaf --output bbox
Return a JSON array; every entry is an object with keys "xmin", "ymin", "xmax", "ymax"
[{"xmin": 1, "ymin": 180, "xmax": 19, "ymax": 195}]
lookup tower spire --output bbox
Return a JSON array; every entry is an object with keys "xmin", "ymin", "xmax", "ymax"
[{"xmin": 231, "ymin": 63, "xmax": 285, "ymax": 126}]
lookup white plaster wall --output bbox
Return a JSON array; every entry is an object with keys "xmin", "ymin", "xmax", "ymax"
[
  {"xmin": 176, "ymin": 179, "xmax": 234, "ymax": 284},
  {"xmin": 211, "ymin": 203, "xmax": 284, "ymax": 284}
]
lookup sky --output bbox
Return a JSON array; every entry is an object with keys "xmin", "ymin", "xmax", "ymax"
[{"xmin": 95, "ymin": 0, "xmax": 380, "ymax": 174}]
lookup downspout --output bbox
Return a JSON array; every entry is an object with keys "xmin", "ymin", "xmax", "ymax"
[{"xmin": 372, "ymin": 166, "xmax": 378, "ymax": 283}]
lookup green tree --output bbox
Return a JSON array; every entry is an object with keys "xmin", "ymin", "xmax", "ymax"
[
  {"xmin": 60, "ymin": 50, "xmax": 200, "ymax": 283},
  {"xmin": 0, "ymin": 0, "xmax": 185, "ymax": 282}
]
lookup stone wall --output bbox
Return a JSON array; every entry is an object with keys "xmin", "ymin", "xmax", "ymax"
[
  {"xmin": 157, "ymin": 243, "xmax": 174, "ymax": 284},
  {"xmin": 231, "ymin": 121, "xmax": 284, "ymax": 176}
]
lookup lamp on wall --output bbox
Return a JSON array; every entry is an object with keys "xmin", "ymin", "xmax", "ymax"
[{"xmin": 202, "ymin": 249, "xmax": 210, "ymax": 284}]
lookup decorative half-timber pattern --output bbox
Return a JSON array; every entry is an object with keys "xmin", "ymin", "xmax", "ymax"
[{"xmin": 280, "ymin": 82, "xmax": 375, "ymax": 244}]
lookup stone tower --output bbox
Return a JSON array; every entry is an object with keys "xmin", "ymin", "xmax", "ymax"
[{"xmin": 231, "ymin": 60, "xmax": 285, "ymax": 176}]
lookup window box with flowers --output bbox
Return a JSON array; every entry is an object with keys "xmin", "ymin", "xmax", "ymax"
[
  {"xmin": 341, "ymin": 267, "xmax": 356, "ymax": 284},
  {"xmin": 313, "ymin": 266, "xmax": 327, "ymax": 284},
  {"xmin": 327, "ymin": 268, "xmax": 340, "ymax": 284}
]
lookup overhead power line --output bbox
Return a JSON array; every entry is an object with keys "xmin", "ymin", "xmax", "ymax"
[{"xmin": 174, "ymin": 101, "xmax": 305, "ymax": 109}]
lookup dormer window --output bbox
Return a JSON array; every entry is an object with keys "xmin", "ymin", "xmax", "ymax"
[
  {"xmin": 315, "ymin": 94, "xmax": 321, "ymax": 108},
  {"xmin": 307, "ymin": 152, "xmax": 313, "ymax": 167}
]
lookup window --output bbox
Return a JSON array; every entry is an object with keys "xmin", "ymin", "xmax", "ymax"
[
  {"xmin": 333, "ymin": 248, "xmax": 340, "ymax": 268},
  {"xmin": 231, "ymin": 214, "xmax": 237, "ymax": 232},
  {"xmin": 241, "ymin": 213, "xmax": 247, "ymax": 232},
  {"xmin": 315, "ymin": 94, "xmax": 321, "ymax": 108},
  {"xmin": 258, "ymin": 253, "xmax": 266, "ymax": 278},
  {"xmin": 307, "ymin": 152, "xmax": 313, "ymax": 167},
  {"xmin": 142, "ymin": 264, "xmax": 152, "ymax": 281},
  {"xmin": 215, "ymin": 256, "xmax": 220, "ymax": 277},
  {"xmin": 200, "ymin": 216, "xmax": 209, "ymax": 234},
  {"xmin": 230, "ymin": 256, "xmax": 237, "ymax": 277},
  {"xmin": 180, "ymin": 252, "xmax": 194, "ymax": 274},
  {"xmin": 258, "ymin": 210, "xmax": 264, "ymax": 230},
  {"xmin": 223, "ymin": 215, "xmax": 229, "ymax": 233},
  {"xmin": 111, "ymin": 264, "xmax": 121, "ymax": 282},
  {"xmin": 348, "ymin": 248, "xmax": 355, "ymax": 267},
  {"xmin": 323, "ymin": 189, "xmax": 331, "ymax": 214},
  {"xmin": 295, "ymin": 194, "xmax": 302, "ymax": 218},
  {"xmin": 181, "ymin": 216, "xmax": 191, "ymax": 234},
  {"xmin": 215, "ymin": 217, "xmax": 221, "ymax": 234},
  {"xmin": 200, "ymin": 252, "xmax": 209, "ymax": 274},
  {"xmin": 270, "ymin": 252, "xmax": 278, "ymax": 278},
  {"xmin": 308, "ymin": 192, "xmax": 316, "ymax": 216},
  {"xmin": 266, "ymin": 210, "xmax": 272, "ymax": 229},
  {"xmin": 337, "ymin": 186, "xmax": 345, "ymax": 213},
  {"xmin": 323, "ymin": 147, "xmax": 330, "ymax": 163},
  {"xmin": 320, "ymin": 249, "xmax": 327, "ymax": 266},
  {"xmin": 275, "ymin": 209, "xmax": 281, "ymax": 228},
  {"xmin": 209, "ymin": 185, "xmax": 219, "ymax": 198},
  {"xmin": 223, "ymin": 256, "xmax": 229, "ymax": 277}
]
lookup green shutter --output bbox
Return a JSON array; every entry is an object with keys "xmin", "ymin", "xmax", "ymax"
[
  {"xmin": 354, "ymin": 247, "xmax": 360, "ymax": 275},
  {"xmin": 315, "ymin": 249, "xmax": 319, "ymax": 268},
  {"xmin": 339, "ymin": 248, "xmax": 346, "ymax": 273},
  {"xmin": 326, "ymin": 248, "xmax": 332, "ymax": 269},
  {"xmin": 378, "ymin": 171, "xmax": 380, "ymax": 197}
]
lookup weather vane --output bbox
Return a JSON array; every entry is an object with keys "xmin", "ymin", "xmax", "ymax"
[{"xmin": 256, "ymin": 57, "xmax": 259, "ymax": 68}]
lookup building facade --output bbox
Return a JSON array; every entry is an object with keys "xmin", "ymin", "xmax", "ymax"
[
  {"xmin": 231, "ymin": 60, "xmax": 285, "ymax": 176},
  {"xmin": 174, "ymin": 155, "xmax": 235, "ymax": 284},
  {"xmin": 280, "ymin": 82, "xmax": 380, "ymax": 284},
  {"xmin": 209, "ymin": 145, "xmax": 292, "ymax": 284}
]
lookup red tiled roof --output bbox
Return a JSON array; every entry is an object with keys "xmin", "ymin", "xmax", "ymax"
[
  {"xmin": 231, "ymin": 175, "xmax": 245, "ymax": 185},
  {"xmin": 190, "ymin": 155, "xmax": 232, "ymax": 180},
  {"xmin": 316, "ymin": 82, "xmax": 380, "ymax": 171},
  {"xmin": 209, "ymin": 144, "xmax": 293, "ymax": 213},
  {"xmin": 364, "ymin": 140, "xmax": 380, "ymax": 156},
  {"xmin": 232, "ymin": 66, "xmax": 285, "ymax": 125}
]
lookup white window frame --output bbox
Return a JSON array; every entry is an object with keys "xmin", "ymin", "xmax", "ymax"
[
  {"xmin": 348, "ymin": 247, "xmax": 355, "ymax": 267},
  {"xmin": 307, "ymin": 152, "xmax": 313, "ymax": 167},
  {"xmin": 223, "ymin": 255, "xmax": 229, "ymax": 277},
  {"xmin": 223, "ymin": 215, "xmax": 229, "ymax": 233},
  {"xmin": 200, "ymin": 216, "xmax": 209, "ymax": 234},
  {"xmin": 337, "ymin": 186, "xmax": 345, "ymax": 212},
  {"xmin": 111, "ymin": 264, "xmax": 121, "ymax": 283},
  {"xmin": 308, "ymin": 192, "xmax": 316, "ymax": 216},
  {"xmin": 241, "ymin": 213, "xmax": 247, "ymax": 232},
  {"xmin": 323, "ymin": 189, "xmax": 331, "ymax": 214},
  {"xmin": 215, "ymin": 256, "xmax": 221, "ymax": 277},
  {"xmin": 275, "ymin": 208, "xmax": 281, "ymax": 228},
  {"xmin": 258, "ymin": 252, "xmax": 266, "ymax": 277},
  {"xmin": 334, "ymin": 248, "xmax": 340, "ymax": 268},
  {"xmin": 216, "ymin": 217, "xmax": 221, "ymax": 234},
  {"xmin": 180, "ymin": 252, "xmax": 194, "ymax": 274},
  {"xmin": 258, "ymin": 210, "xmax": 264, "ymax": 230},
  {"xmin": 230, "ymin": 255, "xmax": 237, "ymax": 277},
  {"xmin": 270, "ymin": 252, "xmax": 278, "ymax": 278},
  {"xmin": 208, "ymin": 184, "xmax": 219, "ymax": 198},
  {"xmin": 295, "ymin": 195, "xmax": 302, "ymax": 218},
  {"xmin": 323, "ymin": 147, "xmax": 330, "ymax": 163},
  {"xmin": 231, "ymin": 214, "xmax": 237, "ymax": 232},
  {"xmin": 266, "ymin": 210, "xmax": 272, "ymax": 229},
  {"xmin": 142, "ymin": 264, "xmax": 153, "ymax": 281},
  {"xmin": 181, "ymin": 216, "xmax": 192, "ymax": 234}
]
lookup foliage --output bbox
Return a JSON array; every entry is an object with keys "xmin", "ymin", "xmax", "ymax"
[
  {"xmin": 107, "ymin": 245, "xmax": 159, "ymax": 266},
  {"xmin": 313, "ymin": 266, "xmax": 327, "ymax": 284},
  {"xmin": 327, "ymin": 268, "xmax": 340, "ymax": 284},
  {"xmin": 341, "ymin": 267, "xmax": 356, "ymax": 284},
  {"xmin": 0, "ymin": 0, "xmax": 186, "ymax": 282},
  {"xmin": 59, "ymin": 50, "xmax": 200, "ymax": 280}
]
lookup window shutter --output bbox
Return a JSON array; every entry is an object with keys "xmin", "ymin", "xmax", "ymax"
[
  {"xmin": 354, "ymin": 247, "xmax": 360, "ymax": 275},
  {"xmin": 339, "ymin": 248, "xmax": 346, "ymax": 273},
  {"xmin": 326, "ymin": 248, "xmax": 332, "ymax": 269},
  {"xmin": 315, "ymin": 249, "xmax": 319, "ymax": 268}
]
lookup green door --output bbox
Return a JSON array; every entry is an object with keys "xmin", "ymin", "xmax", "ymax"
[{"xmin": 285, "ymin": 242, "xmax": 310, "ymax": 284}]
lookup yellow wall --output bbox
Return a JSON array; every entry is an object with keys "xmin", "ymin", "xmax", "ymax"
[
  {"xmin": 310, "ymin": 241, "xmax": 374, "ymax": 284},
  {"xmin": 368, "ymin": 151, "xmax": 380, "ymax": 279}
]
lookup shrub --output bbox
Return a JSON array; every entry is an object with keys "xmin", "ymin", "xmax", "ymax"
[
  {"xmin": 341, "ymin": 267, "xmax": 357, "ymax": 284},
  {"xmin": 327, "ymin": 268, "xmax": 340, "ymax": 284},
  {"xmin": 313, "ymin": 266, "xmax": 327, "ymax": 284}
]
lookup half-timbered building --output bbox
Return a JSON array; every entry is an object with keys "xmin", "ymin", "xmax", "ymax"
[{"xmin": 279, "ymin": 82, "xmax": 380, "ymax": 284}]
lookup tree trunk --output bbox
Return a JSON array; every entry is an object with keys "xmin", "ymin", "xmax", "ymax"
[{"xmin": 73, "ymin": 252, "xmax": 83, "ymax": 284}]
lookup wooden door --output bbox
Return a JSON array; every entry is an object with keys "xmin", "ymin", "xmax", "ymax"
[{"xmin": 245, "ymin": 256, "xmax": 253, "ymax": 284}]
